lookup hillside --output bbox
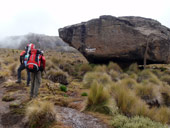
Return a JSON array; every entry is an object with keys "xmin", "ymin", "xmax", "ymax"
[
  {"xmin": 0, "ymin": 33, "xmax": 77, "ymax": 52},
  {"xmin": 0, "ymin": 48, "xmax": 169, "ymax": 128}
]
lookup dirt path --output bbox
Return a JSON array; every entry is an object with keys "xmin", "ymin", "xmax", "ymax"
[
  {"xmin": 56, "ymin": 106, "xmax": 108, "ymax": 128},
  {"xmin": 0, "ymin": 80, "xmax": 27, "ymax": 128},
  {"xmin": 0, "ymin": 80, "xmax": 108, "ymax": 128},
  {"xmin": 0, "ymin": 86, "xmax": 9, "ymax": 128}
]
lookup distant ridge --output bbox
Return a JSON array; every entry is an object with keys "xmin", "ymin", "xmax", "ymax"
[{"xmin": 0, "ymin": 33, "xmax": 75, "ymax": 50}]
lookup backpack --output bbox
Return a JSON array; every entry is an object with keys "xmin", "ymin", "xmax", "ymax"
[
  {"xmin": 26, "ymin": 49, "xmax": 41, "ymax": 72},
  {"xmin": 23, "ymin": 43, "xmax": 35, "ymax": 66}
]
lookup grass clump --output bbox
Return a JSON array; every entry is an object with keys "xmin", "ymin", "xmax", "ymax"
[
  {"xmin": 121, "ymin": 78, "xmax": 138, "ymax": 89},
  {"xmin": 112, "ymin": 83, "xmax": 148, "ymax": 116},
  {"xmin": 47, "ymin": 69, "xmax": 68, "ymax": 85},
  {"xmin": 79, "ymin": 64, "xmax": 92, "ymax": 74},
  {"xmin": 107, "ymin": 62, "xmax": 122, "ymax": 73},
  {"xmin": 137, "ymin": 69, "xmax": 161, "ymax": 85},
  {"xmin": 112, "ymin": 114, "xmax": 167, "ymax": 128},
  {"xmin": 2, "ymin": 95, "xmax": 15, "ymax": 102},
  {"xmin": 85, "ymin": 80, "xmax": 117, "ymax": 115},
  {"xmin": 160, "ymin": 85, "xmax": 170, "ymax": 106},
  {"xmin": 152, "ymin": 107, "xmax": 170, "ymax": 124},
  {"xmin": 135, "ymin": 83, "xmax": 158, "ymax": 100},
  {"xmin": 83, "ymin": 72, "xmax": 112, "ymax": 88},
  {"xmin": 160, "ymin": 75, "xmax": 170, "ymax": 85},
  {"xmin": 127, "ymin": 63, "xmax": 139, "ymax": 74},
  {"xmin": 9, "ymin": 63, "xmax": 18, "ymax": 76},
  {"xmin": 26, "ymin": 100, "xmax": 56, "ymax": 128}
]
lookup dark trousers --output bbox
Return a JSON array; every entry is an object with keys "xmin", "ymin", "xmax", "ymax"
[
  {"xmin": 17, "ymin": 64, "xmax": 30, "ymax": 85},
  {"xmin": 30, "ymin": 71, "xmax": 41, "ymax": 98}
]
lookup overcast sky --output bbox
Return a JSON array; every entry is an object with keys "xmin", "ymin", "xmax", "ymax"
[{"xmin": 0, "ymin": 0, "xmax": 170, "ymax": 38}]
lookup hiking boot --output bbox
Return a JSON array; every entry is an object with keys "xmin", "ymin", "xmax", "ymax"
[{"xmin": 16, "ymin": 80, "xmax": 21, "ymax": 84}]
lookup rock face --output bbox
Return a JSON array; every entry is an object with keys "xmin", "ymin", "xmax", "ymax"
[{"xmin": 59, "ymin": 15, "xmax": 170, "ymax": 64}]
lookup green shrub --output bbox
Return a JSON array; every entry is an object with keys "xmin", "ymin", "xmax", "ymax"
[
  {"xmin": 60, "ymin": 84, "xmax": 67, "ymax": 92},
  {"xmin": 81, "ymin": 92, "xmax": 88, "ymax": 96},
  {"xmin": 112, "ymin": 114, "xmax": 167, "ymax": 128}
]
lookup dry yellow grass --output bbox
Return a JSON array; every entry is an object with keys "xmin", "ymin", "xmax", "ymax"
[
  {"xmin": 85, "ymin": 80, "xmax": 117, "ymax": 115},
  {"xmin": 83, "ymin": 72, "xmax": 112, "ymax": 88},
  {"xmin": 111, "ymin": 83, "xmax": 149, "ymax": 117},
  {"xmin": 26, "ymin": 100, "xmax": 56, "ymax": 128}
]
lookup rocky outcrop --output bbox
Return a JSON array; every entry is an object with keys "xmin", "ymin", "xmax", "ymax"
[{"xmin": 59, "ymin": 15, "xmax": 170, "ymax": 64}]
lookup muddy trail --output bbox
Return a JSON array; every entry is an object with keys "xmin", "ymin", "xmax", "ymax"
[
  {"xmin": 0, "ymin": 79, "xmax": 28, "ymax": 128},
  {"xmin": 56, "ymin": 106, "xmax": 108, "ymax": 128},
  {"xmin": 0, "ymin": 80, "xmax": 109, "ymax": 128}
]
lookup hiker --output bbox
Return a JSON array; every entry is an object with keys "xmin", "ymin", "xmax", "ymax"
[
  {"xmin": 16, "ymin": 43, "xmax": 35, "ymax": 86},
  {"xmin": 27, "ymin": 47, "xmax": 46, "ymax": 98}
]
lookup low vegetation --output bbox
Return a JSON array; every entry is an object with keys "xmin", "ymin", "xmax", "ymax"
[{"xmin": 0, "ymin": 48, "xmax": 170, "ymax": 127}]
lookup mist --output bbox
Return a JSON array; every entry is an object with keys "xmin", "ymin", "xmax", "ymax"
[{"xmin": 0, "ymin": 33, "xmax": 67, "ymax": 49}]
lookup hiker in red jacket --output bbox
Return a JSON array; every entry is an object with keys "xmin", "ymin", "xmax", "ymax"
[
  {"xmin": 27, "ymin": 48, "xmax": 46, "ymax": 98},
  {"xmin": 16, "ymin": 43, "xmax": 35, "ymax": 86}
]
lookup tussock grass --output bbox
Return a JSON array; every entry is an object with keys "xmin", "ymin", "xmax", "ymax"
[
  {"xmin": 153, "ymin": 107, "xmax": 170, "ymax": 124},
  {"xmin": 149, "ymin": 107, "xmax": 170, "ymax": 124},
  {"xmin": 3, "ymin": 57, "xmax": 14, "ymax": 65},
  {"xmin": 94, "ymin": 65, "xmax": 107, "ymax": 72},
  {"xmin": 127, "ymin": 63, "xmax": 139, "ymax": 74},
  {"xmin": 108, "ymin": 70, "xmax": 119, "ymax": 81},
  {"xmin": 138, "ymin": 69, "xmax": 162, "ymax": 85},
  {"xmin": 83, "ymin": 72, "xmax": 112, "ymax": 88},
  {"xmin": 107, "ymin": 62, "xmax": 122, "ymax": 73},
  {"xmin": 0, "ymin": 71, "xmax": 10, "ymax": 77},
  {"xmin": 160, "ymin": 75, "xmax": 170, "ymax": 85},
  {"xmin": 21, "ymin": 70, "xmax": 27, "ymax": 80},
  {"xmin": 121, "ymin": 78, "xmax": 138, "ymax": 89},
  {"xmin": 85, "ymin": 80, "xmax": 117, "ymax": 115},
  {"xmin": 51, "ymin": 56, "xmax": 61, "ymax": 65},
  {"xmin": 135, "ymin": 83, "xmax": 158, "ymax": 100},
  {"xmin": 79, "ymin": 64, "xmax": 92, "ymax": 74},
  {"xmin": 26, "ymin": 100, "xmax": 56, "ymax": 128},
  {"xmin": 9, "ymin": 63, "xmax": 18, "ymax": 76},
  {"xmin": 47, "ymin": 69, "xmax": 69, "ymax": 85},
  {"xmin": 151, "ymin": 69, "xmax": 163, "ymax": 78},
  {"xmin": 111, "ymin": 83, "xmax": 148, "ymax": 116},
  {"xmin": 160, "ymin": 85, "xmax": 170, "ymax": 106}
]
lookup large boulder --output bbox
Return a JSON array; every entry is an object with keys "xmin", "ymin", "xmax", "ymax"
[{"xmin": 59, "ymin": 15, "xmax": 170, "ymax": 64}]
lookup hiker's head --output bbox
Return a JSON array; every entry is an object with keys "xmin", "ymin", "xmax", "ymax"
[
  {"xmin": 29, "ymin": 43, "xmax": 35, "ymax": 49},
  {"xmin": 41, "ymin": 51, "xmax": 44, "ymax": 55}
]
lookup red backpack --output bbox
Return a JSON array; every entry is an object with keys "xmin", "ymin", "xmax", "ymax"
[{"xmin": 26, "ymin": 49, "xmax": 41, "ymax": 72}]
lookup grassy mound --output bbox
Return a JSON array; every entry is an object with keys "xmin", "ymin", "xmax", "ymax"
[{"xmin": 26, "ymin": 100, "xmax": 56, "ymax": 128}]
